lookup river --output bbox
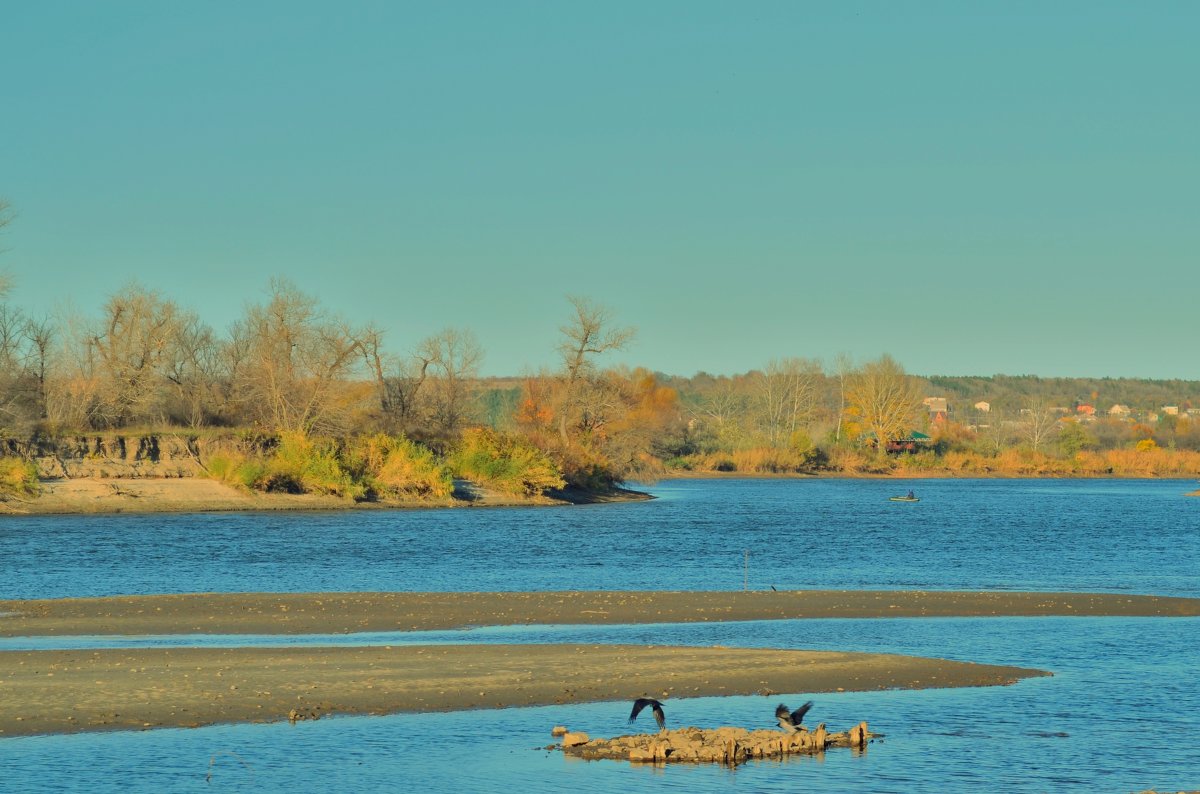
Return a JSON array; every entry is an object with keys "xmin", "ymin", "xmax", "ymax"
[{"xmin": 1, "ymin": 478, "xmax": 1197, "ymax": 791}]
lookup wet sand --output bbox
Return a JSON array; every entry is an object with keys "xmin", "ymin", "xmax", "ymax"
[
  {"xmin": 0, "ymin": 643, "xmax": 1046, "ymax": 738},
  {"xmin": 3, "ymin": 589, "xmax": 1196, "ymax": 738},
  {"xmin": 3, "ymin": 590, "xmax": 1197, "ymax": 636}
]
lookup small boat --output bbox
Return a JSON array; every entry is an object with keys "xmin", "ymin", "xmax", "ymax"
[{"xmin": 889, "ymin": 495, "xmax": 920, "ymax": 502}]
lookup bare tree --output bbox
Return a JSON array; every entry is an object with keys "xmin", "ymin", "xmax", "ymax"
[
  {"xmin": 691, "ymin": 376, "xmax": 751, "ymax": 450},
  {"xmin": 832, "ymin": 353, "xmax": 853, "ymax": 443},
  {"xmin": 1022, "ymin": 399, "xmax": 1060, "ymax": 452},
  {"xmin": 755, "ymin": 357, "xmax": 822, "ymax": 446},
  {"xmin": 86, "ymin": 285, "xmax": 180, "ymax": 427},
  {"xmin": 232, "ymin": 279, "xmax": 367, "ymax": 435},
  {"xmin": 419, "ymin": 327, "xmax": 483, "ymax": 436},
  {"xmin": 162, "ymin": 311, "xmax": 223, "ymax": 428},
  {"xmin": 977, "ymin": 408, "xmax": 1015, "ymax": 455},
  {"xmin": 556, "ymin": 296, "xmax": 634, "ymax": 442},
  {"xmin": 361, "ymin": 326, "xmax": 430, "ymax": 434},
  {"xmin": 846, "ymin": 354, "xmax": 923, "ymax": 457}
]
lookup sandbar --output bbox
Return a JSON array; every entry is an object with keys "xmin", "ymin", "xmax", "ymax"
[
  {"xmin": 2, "ymin": 590, "xmax": 1197, "ymax": 636},
  {"xmin": 3, "ymin": 589, "xmax": 1195, "ymax": 738},
  {"xmin": 0, "ymin": 643, "xmax": 1046, "ymax": 738}
]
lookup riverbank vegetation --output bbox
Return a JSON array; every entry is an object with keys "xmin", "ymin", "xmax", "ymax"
[{"xmin": 2, "ymin": 274, "xmax": 1200, "ymax": 501}]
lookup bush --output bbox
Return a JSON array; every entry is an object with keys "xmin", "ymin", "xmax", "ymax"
[
  {"xmin": 346, "ymin": 433, "xmax": 453, "ymax": 499},
  {"xmin": 266, "ymin": 432, "xmax": 361, "ymax": 498},
  {"xmin": 204, "ymin": 451, "xmax": 269, "ymax": 490},
  {"xmin": 0, "ymin": 456, "xmax": 39, "ymax": 496},
  {"xmin": 451, "ymin": 428, "xmax": 565, "ymax": 496}
]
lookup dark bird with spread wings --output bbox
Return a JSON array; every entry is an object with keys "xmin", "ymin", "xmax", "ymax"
[
  {"xmin": 776, "ymin": 701, "xmax": 813, "ymax": 733},
  {"xmin": 629, "ymin": 697, "xmax": 666, "ymax": 731}
]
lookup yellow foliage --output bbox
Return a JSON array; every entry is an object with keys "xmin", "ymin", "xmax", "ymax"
[
  {"xmin": 0, "ymin": 456, "xmax": 39, "ymax": 496},
  {"xmin": 347, "ymin": 434, "xmax": 452, "ymax": 499},
  {"xmin": 451, "ymin": 427, "xmax": 565, "ymax": 496}
]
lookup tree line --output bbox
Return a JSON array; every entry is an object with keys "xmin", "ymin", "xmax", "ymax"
[{"xmin": 2, "ymin": 268, "xmax": 1198, "ymax": 490}]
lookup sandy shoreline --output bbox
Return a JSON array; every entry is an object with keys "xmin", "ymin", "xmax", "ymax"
[
  {"xmin": 3, "ymin": 475, "xmax": 1195, "ymax": 515},
  {"xmin": 2, "ymin": 590, "xmax": 1194, "ymax": 738},
  {"xmin": 0, "ymin": 643, "xmax": 1046, "ymax": 738},
  {"xmin": 0, "ymin": 477, "xmax": 650, "ymax": 515},
  {"xmin": 3, "ymin": 590, "xmax": 1197, "ymax": 636}
]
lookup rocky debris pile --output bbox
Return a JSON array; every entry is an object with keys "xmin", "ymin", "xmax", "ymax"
[{"xmin": 558, "ymin": 721, "xmax": 873, "ymax": 765}]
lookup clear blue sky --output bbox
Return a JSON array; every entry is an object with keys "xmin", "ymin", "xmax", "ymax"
[{"xmin": 2, "ymin": 2, "xmax": 1196, "ymax": 379}]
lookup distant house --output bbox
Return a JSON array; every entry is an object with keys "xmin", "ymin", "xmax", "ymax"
[
  {"xmin": 923, "ymin": 397, "xmax": 949, "ymax": 423},
  {"xmin": 1163, "ymin": 406, "xmax": 1179, "ymax": 416},
  {"xmin": 1108, "ymin": 404, "xmax": 1131, "ymax": 418},
  {"xmin": 1076, "ymin": 404, "xmax": 1095, "ymax": 416},
  {"xmin": 884, "ymin": 430, "xmax": 932, "ymax": 455},
  {"xmin": 974, "ymin": 401, "xmax": 991, "ymax": 413}
]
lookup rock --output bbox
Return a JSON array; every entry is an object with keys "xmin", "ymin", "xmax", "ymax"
[
  {"xmin": 550, "ymin": 725, "xmax": 568, "ymax": 737},
  {"xmin": 561, "ymin": 731, "xmax": 589, "ymax": 747},
  {"xmin": 849, "ymin": 721, "xmax": 868, "ymax": 748}
]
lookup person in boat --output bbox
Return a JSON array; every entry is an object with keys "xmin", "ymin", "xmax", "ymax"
[{"xmin": 907, "ymin": 490, "xmax": 915, "ymax": 499}]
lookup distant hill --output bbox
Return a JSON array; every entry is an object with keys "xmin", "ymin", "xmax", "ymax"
[{"xmin": 917, "ymin": 375, "xmax": 1200, "ymax": 413}]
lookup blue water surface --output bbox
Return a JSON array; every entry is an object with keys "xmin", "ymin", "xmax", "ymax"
[
  {"xmin": 1, "ymin": 478, "xmax": 1197, "ymax": 598},
  {"xmin": 0, "ymin": 478, "xmax": 1197, "ymax": 792}
]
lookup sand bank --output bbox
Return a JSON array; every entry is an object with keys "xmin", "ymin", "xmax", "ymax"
[
  {"xmin": 0, "ymin": 477, "xmax": 649, "ymax": 515},
  {"xmin": 3, "ymin": 590, "xmax": 1197, "ymax": 637},
  {"xmin": 3, "ymin": 589, "xmax": 1192, "ymax": 738},
  {"xmin": 0, "ymin": 643, "xmax": 1046, "ymax": 738}
]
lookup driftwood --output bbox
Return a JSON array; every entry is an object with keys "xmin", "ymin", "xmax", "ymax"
[{"xmin": 558, "ymin": 721, "xmax": 874, "ymax": 765}]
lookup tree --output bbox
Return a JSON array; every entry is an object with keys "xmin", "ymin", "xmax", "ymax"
[
  {"xmin": 845, "ymin": 355, "xmax": 923, "ymax": 457},
  {"xmin": 1057, "ymin": 420, "xmax": 1095, "ymax": 457},
  {"xmin": 418, "ymin": 327, "xmax": 483, "ymax": 437},
  {"xmin": 86, "ymin": 285, "xmax": 180, "ymax": 427},
  {"xmin": 1022, "ymin": 399, "xmax": 1060, "ymax": 452},
  {"xmin": 161, "ymin": 312, "xmax": 223, "ymax": 428},
  {"xmin": 754, "ymin": 357, "xmax": 822, "ymax": 446},
  {"xmin": 361, "ymin": 325, "xmax": 430, "ymax": 435},
  {"xmin": 555, "ymin": 296, "xmax": 634, "ymax": 443},
  {"xmin": 232, "ymin": 279, "xmax": 368, "ymax": 435},
  {"xmin": 831, "ymin": 353, "xmax": 853, "ymax": 443}
]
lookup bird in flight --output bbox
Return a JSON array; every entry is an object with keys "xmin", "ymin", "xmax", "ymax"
[
  {"xmin": 776, "ymin": 701, "xmax": 813, "ymax": 733},
  {"xmin": 629, "ymin": 697, "xmax": 666, "ymax": 731}
]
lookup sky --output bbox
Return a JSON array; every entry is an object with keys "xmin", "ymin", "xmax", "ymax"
[{"xmin": 1, "ymin": 1, "xmax": 1196, "ymax": 379}]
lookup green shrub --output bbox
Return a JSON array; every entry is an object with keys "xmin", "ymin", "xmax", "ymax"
[
  {"xmin": 204, "ymin": 452, "xmax": 268, "ymax": 490},
  {"xmin": 450, "ymin": 428, "xmax": 565, "ymax": 496},
  {"xmin": 0, "ymin": 456, "xmax": 40, "ymax": 496},
  {"xmin": 347, "ymin": 433, "xmax": 453, "ymax": 499},
  {"xmin": 267, "ymin": 432, "xmax": 363, "ymax": 499}
]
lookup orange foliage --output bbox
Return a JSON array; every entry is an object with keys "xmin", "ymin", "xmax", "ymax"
[{"xmin": 515, "ymin": 378, "xmax": 555, "ymax": 428}]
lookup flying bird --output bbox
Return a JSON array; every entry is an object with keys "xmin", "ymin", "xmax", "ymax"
[
  {"xmin": 776, "ymin": 701, "xmax": 813, "ymax": 733},
  {"xmin": 629, "ymin": 697, "xmax": 666, "ymax": 731}
]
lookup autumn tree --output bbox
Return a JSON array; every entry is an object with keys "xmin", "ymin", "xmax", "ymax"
[
  {"xmin": 845, "ymin": 355, "xmax": 923, "ymax": 457},
  {"xmin": 161, "ymin": 312, "xmax": 224, "ymax": 428},
  {"xmin": 556, "ymin": 296, "xmax": 634, "ymax": 443},
  {"xmin": 85, "ymin": 285, "xmax": 181, "ymax": 427},
  {"xmin": 419, "ymin": 327, "xmax": 483, "ymax": 437},
  {"xmin": 361, "ymin": 325, "xmax": 431, "ymax": 436},
  {"xmin": 232, "ymin": 280, "xmax": 369, "ymax": 435},
  {"xmin": 754, "ymin": 357, "xmax": 822, "ymax": 446}
]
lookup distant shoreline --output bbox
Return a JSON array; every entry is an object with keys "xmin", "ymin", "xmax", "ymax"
[
  {"xmin": 2, "ymin": 473, "xmax": 1197, "ymax": 516},
  {"xmin": 0, "ymin": 477, "xmax": 651, "ymax": 516},
  {"xmin": 663, "ymin": 469, "xmax": 1200, "ymax": 482}
]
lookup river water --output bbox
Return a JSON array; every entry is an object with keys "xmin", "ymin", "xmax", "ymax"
[{"xmin": 1, "ymin": 478, "xmax": 1197, "ymax": 792}]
